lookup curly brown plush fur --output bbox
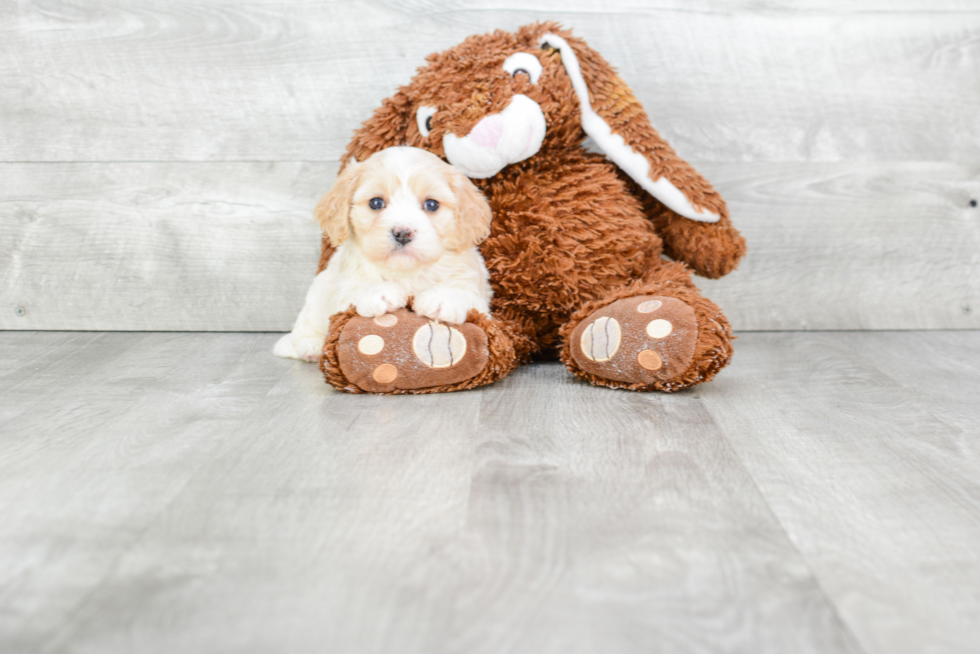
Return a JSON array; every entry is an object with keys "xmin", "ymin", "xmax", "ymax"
[{"xmin": 318, "ymin": 22, "xmax": 745, "ymax": 393}]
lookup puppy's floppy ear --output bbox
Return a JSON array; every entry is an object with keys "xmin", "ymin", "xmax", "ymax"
[
  {"xmin": 539, "ymin": 29, "xmax": 725, "ymax": 223},
  {"xmin": 447, "ymin": 169, "xmax": 492, "ymax": 253},
  {"xmin": 315, "ymin": 161, "xmax": 360, "ymax": 247}
]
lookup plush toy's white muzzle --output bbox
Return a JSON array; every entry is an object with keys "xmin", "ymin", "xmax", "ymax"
[{"xmin": 442, "ymin": 94, "xmax": 546, "ymax": 179}]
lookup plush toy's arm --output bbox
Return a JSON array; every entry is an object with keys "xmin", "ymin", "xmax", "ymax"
[
  {"xmin": 617, "ymin": 172, "xmax": 746, "ymax": 280},
  {"xmin": 541, "ymin": 29, "xmax": 746, "ymax": 279},
  {"xmin": 649, "ymin": 200, "xmax": 747, "ymax": 280}
]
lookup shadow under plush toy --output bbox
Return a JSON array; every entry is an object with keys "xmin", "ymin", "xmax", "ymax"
[{"xmin": 312, "ymin": 22, "xmax": 746, "ymax": 394}]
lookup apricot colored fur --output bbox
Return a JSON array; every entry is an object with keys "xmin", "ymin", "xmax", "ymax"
[{"xmin": 319, "ymin": 22, "xmax": 746, "ymax": 392}]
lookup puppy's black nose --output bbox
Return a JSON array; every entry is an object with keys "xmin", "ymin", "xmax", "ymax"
[{"xmin": 392, "ymin": 227, "xmax": 414, "ymax": 245}]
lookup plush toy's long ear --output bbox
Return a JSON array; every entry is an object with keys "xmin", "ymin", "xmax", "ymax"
[{"xmin": 540, "ymin": 32, "xmax": 723, "ymax": 223}]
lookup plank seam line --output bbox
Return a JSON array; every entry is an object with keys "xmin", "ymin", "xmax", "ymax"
[
  {"xmin": 696, "ymin": 396, "xmax": 871, "ymax": 654},
  {"xmin": 24, "ymin": 334, "xmax": 294, "ymax": 649}
]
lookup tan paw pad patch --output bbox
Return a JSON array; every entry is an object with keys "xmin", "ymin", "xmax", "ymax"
[
  {"xmin": 645, "ymin": 319, "xmax": 672, "ymax": 339},
  {"xmin": 413, "ymin": 322, "xmax": 468, "ymax": 369},
  {"xmin": 637, "ymin": 300, "xmax": 662, "ymax": 313},
  {"xmin": 374, "ymin": 313, "xmax": 398, "ymax": 327},
  {"xmin": 637, "ymin": 349, "xmax": 663, "ymax": 371},
  {"xmin": 579, "ymin": 316, "xmax": 622, "ymax": 362},
  {"xmin": 372, "ymin": 364, "xmax": 398, "ymax": 384},
  {"xmin": 357, "ymin": 334, "xmax": 385, "ymax": 355}
]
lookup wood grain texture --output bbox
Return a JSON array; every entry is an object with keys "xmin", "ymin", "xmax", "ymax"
[
  {"xmin": 697, "ymin": 161, "xmax": 980, "ymax": 330},
  {"xmin": 2, "ymin": 161, "xmax": 977, "ymax": 331},
  {"xmin": 0, "ymin": 331, "xmax": 863, "ymax": 654},
  {"xmin": 0, "ymin": 161, "xmax": 330, "ymax": 331},
  {"xmin": 0, "ymin": 332, "xmax": 289, "ymax": 653},
  {"xmin": 698, "ymin": 331, "xmax": 980, "ymax": 654},
  {"xmin": 2, "ymin": 0, "xmax": 978, "ymax": 162}
]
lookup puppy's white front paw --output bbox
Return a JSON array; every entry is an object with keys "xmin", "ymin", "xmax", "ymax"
[
  {"xmin": 355, "ymin": 282, "xmax": 408, "ymax": 318},
  {"xmin": 414, "ymin": 288, "xmax": 475, "ymax": 325},
  {"xmin": 273, "ymin": 333, "xmax": 298, "ymax": 359},
  {"xmin": 273, "ymin": 333, "xmax": 325, "ymax": 362},
  {"xmin": 294, "ymin": 335, "xmax": 327, "ymax": 362}
]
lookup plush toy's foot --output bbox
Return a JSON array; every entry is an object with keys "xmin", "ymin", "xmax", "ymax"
[
  {"xmin": 320, "ymin": 307, "xmax": 518, "ymax": 394},
  {"xmin": 561, "ymin": 290, "xmax": 733, "ymax": 392}
]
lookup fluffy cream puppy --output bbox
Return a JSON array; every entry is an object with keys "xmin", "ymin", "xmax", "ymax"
[{"xmin": 275, "ymin": 146, "xmax": 493, "ymax": 362}]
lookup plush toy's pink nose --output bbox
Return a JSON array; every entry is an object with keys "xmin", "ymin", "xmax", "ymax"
[{"xmin": 467, "ymin": 114, "xmax": 505, "ymax": 149}]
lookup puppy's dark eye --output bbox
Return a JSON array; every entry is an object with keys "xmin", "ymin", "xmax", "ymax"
[
  {"xmin": 425, "ymin": 116, "xmax": 433, "ymax": 132},
  {"xmin": 369, "ymin": 197, "xmax": 385, "ymax": 210},
  {"xmin": 512, "ymin": 68, "xmax": 529, "ymax": 78},
  {"xmin": 423, "ymin": 199, "xmax": 439, "ymax": 212}
]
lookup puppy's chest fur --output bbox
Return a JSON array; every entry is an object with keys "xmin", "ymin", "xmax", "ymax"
[{"xmin": 323, "ymin": 242, "xmax": 490, "ymax": 312}]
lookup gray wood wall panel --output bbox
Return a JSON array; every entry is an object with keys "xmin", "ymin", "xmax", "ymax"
[
  {"xmin": 2, "ymin": 161, "xmax": 977, "ymax": 331},
  {"xmin": 0, "ymin": 162, "xmax": 327, "ymax": 331},
  {"xmin": 699, "ymin": 161, "xmax": 980, "ymax": 331},
  {"xmin": 2, "ymin": 1, "xmax": 978, "ymax": 332},
  {"xmin": 1, "ymin": 1, "xmax": 978, "ymax": 163}
]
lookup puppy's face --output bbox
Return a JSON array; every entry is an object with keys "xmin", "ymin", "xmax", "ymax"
[{"xmin": 316, "ymin": 147, "xmax": 491, "ymax": 270}]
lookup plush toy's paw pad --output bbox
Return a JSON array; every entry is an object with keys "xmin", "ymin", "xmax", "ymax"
[
  {"xmin": 336, "ymin": 308, "xmax": 488, "ymax": 393},
  {"xmin": 570, "ymin": 296, "xmax": 698, "ymax": 385},
  {"xmin": 412, "ymin": 322, "xmax": 468, "ymax": 368}
]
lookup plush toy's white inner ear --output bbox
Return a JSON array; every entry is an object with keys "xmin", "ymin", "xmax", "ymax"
[{"xmin": 540, "ymin": 33, "xmax": 719, "ymax": 223}]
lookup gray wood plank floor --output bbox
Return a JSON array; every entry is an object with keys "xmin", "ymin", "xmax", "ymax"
[{"xmin": 2, "ymin": 331, "xmax": 978, "ymax": 653}]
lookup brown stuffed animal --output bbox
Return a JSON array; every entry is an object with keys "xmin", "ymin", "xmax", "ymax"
[{"xmin": 319, "ymin": 22, "xmax": 746, "ymax": 394}]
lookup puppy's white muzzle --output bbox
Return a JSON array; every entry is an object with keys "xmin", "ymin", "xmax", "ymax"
[{"xmin": 442, "ymin": 94, "xmax": 546, "ymax": 179}]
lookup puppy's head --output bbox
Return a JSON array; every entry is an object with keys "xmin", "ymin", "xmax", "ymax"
[{"xmin": 315, "ymin": 147, "xmax": 491, "ymax": 270}]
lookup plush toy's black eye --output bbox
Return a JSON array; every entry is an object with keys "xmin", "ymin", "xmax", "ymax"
[
  {"xmin": 423, "ymin": 199, "xmax": 439, "ymax": 212},
  {"xmin": 425, "ymin": 116, "xmax": 433, "ymax": 132},
  {"xmin": 512, "ymin": 68, "xmax": 530, "ymax": 78},
  {"xmin": 369, "ymin": 197, "xmax": 385, "ymax": 210}
]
